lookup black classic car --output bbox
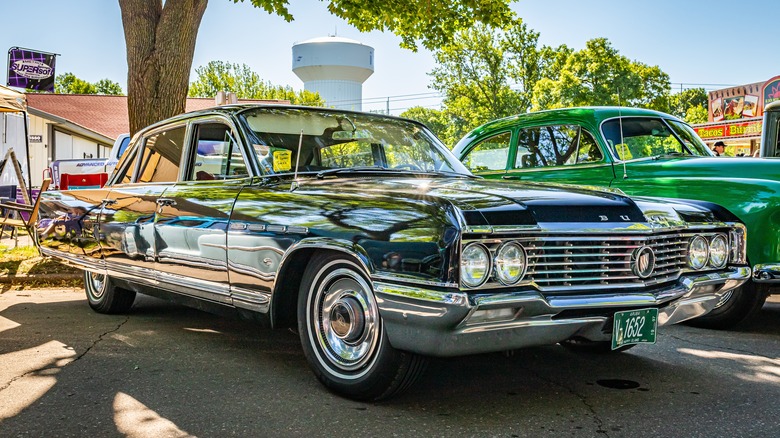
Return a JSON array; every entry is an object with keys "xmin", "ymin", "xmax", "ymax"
[{"xmin": 37, "ymin": 105, "xmax": 750, "ymax": 400}]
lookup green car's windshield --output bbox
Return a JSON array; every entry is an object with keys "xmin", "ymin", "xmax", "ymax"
[
  {"xmin": 238, "ymin": 107, "xmax": 471, "ymax": 176},
  {"xmin": 601, "ymin": 117, "xmax": 713, "ymax": 160}
]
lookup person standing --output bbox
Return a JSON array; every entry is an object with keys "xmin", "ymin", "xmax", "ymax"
[{"xmin": 712, "ymin": 141, "xmax": 726, "ymax": 156}]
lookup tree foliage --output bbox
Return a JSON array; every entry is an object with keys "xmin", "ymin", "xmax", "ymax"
[
  {"xmin": 669, "ymin": 87, "xmax": 708, "ymax": 124},
  {"xmin": 121, "ymin": 0, "xmax": 517, "ymax": 135},
  {"xmin": 55, "ymin": 73, "xmax": 123, "ymax": 95},
  {"xmin": 530, "ymin": 38, "xmax": 670, "ymax": 111},
  {"xmin": 188, "ymin": 61, "xmax": 323, "ymax": 106}
]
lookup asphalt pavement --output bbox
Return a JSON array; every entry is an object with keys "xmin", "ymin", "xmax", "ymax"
[{"xmin": 0, "ymin": 288, "xmax": 778, "ymax": 437}]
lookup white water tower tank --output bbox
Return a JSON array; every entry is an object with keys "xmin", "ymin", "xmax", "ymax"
[{"xmin": 292, "ymin": 36, "xmax": 374, "ymax": 111}]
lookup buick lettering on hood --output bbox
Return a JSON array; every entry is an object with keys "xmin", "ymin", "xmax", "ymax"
[{"xmin": 36, "ymin": 105, "xmax": 750, "ymax": 400}]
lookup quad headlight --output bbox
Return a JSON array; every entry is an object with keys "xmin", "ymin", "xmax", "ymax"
[
  {"xmin": 708, "ymin": 234, "xmax": 728, "ymax": 268},
  {"xmin": 688, "ymin": 235, "xmax": 709, "ymax": 270},
  {"xmin": 461, "ymin": 243, "xmax": 491, "ymax": 287},
  {"xmin": 688, "ymin": 234, "xmax": 731, "ymax": 270},
  {"xmin": 494, "ymin": 242, "xmax": 527, "ymax": 285}
]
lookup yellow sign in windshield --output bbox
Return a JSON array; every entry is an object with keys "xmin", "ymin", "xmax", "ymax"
[{"xmin": 273, "ymin": 150, "xmax": 292, "ymax": 172}]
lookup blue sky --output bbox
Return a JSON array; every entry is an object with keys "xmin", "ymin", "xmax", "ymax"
[{"xmin": 1, "ymin": 0, "xmax": 777, "ymax": 114}]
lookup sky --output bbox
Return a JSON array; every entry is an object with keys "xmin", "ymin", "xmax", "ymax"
[{"xmin": 1, "ymin": 0, "xmax": 778, "ymax": 115}]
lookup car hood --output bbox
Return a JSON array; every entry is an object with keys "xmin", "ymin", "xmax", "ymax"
[
  {"xmin": 295, "ymin": 176, "xmax": 699, "ymax": 227},
  {"xmin": 626, "ymin": 156, "xmax": 780, "ymax": 181}
]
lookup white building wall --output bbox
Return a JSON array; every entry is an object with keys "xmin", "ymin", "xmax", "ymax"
[
  {"xmin": 304, "ymin": 80, "xmax": 363, "ymax": 111},
  {"xmin": 0, "ymin": 112, "xmax": 30, "ymax": 187}
]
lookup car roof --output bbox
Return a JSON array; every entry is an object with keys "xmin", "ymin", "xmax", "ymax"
[{"xmin": 473, "ymin": 106, "xmax": 683, "ymax": 133}]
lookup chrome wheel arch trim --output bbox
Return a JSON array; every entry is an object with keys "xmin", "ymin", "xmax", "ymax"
[{"xmin": 270, "ymin": 237, "xmax": 375, "ymax": 295}]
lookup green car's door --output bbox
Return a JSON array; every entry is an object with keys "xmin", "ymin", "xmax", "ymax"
[{"xmin": 462, "ymin": 125, "xmax": 616, "ymax": 187}]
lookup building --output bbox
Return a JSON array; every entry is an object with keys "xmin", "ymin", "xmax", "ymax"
[
  {"xmin": 292, "ymin": 36, "xmax": 374, "ymax": 111},
  {"xmin": 692, "ymin": 75, "xmax": 780, "ymax": 156}
]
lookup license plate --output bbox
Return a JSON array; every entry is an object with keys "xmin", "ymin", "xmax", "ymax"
[{"xmin": 612, "ymin": 308, "xmax": 658, "ymax": 350}]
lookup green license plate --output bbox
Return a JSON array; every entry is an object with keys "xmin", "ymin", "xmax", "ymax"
[{"xmin": 612, "ymin": 308, "xmax": 658, "ymax": 350}]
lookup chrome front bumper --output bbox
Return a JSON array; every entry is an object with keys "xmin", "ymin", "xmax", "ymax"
[
  {"xmin": 374, "ymin": 266, "xmax": 751, "ymax": 357},
  {"xmin": 753, "ymin": 263, "xmax": 780, "ymax": 283}
]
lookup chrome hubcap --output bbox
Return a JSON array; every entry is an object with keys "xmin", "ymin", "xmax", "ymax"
[
  {"xmin": 89, "ymin": 273, "xmax": 106, "ymax": 299},
  {"xmin": 714, "ymin": 290, "xmax": 733, "ymax": 309},
  {"xmin": 310, "ymin": 265, "xmax": 379, "ymax": 374},
  {"xmin": 328, "ymin": 296, "xmax": 365, "ymax": 342}
]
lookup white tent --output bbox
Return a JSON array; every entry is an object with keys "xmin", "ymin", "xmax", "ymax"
[{"xmin": 0, "ymin": 84, "xmax": 33, "ymax": 201}]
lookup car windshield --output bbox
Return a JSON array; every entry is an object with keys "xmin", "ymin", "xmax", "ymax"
[
  {"xmin": 238, "ymin": 107, "xmax": 471, "ymax": 176},
  {"xmin": 601, "ymin": 117, "xmax": 713, "ymax": 160}
]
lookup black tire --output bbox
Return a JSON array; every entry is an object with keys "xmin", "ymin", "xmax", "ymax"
[
  {"xmin": 297, "ymin": 252, "xmax": 427, "ymax": 401},
  {"xmin": 560, "ymin": 338, "xmax": 636, "ymax": 354},
  {"xmin": 685, "ymin": 280, "xmax": 767, "ymax": 330},
  {"xmin": 84, "ymin": 271, "xmax": 136, "ymax": 314}
]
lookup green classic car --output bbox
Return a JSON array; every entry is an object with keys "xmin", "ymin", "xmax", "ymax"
[{"xmin": 453, "ymin": 106, "xmax": 779, "ymax": 329}]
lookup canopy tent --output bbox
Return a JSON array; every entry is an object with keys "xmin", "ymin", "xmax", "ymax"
[
  {"xmin": 0, "ymin": 84, "xmax": 33, "ymax": 203},
  {"xmin": 0, "ymin": 84, "xmax": 26, "ymax": 113}
]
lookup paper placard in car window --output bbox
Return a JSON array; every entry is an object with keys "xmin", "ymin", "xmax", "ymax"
[{"xmin": 273, "ymin": 150, "xmax": 292, "ymax": 172}]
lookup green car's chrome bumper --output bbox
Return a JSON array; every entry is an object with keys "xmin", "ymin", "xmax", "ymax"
[
  {"xmin": 753, "ymin": 263, "xmax": 780, "ymax": 283},
  {"xmin": 374, "ymin": 266, "xmax": 751, "ymax": 357}
]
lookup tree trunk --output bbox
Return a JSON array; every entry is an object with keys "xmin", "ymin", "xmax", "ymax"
[{"xmin": 119, "ymin": 0, "xmax": 208, "ymax": 135}]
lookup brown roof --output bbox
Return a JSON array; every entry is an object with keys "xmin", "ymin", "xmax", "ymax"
[{"xmin": 25, "ymin": 94, "xmax": 288, "ymax": 140}]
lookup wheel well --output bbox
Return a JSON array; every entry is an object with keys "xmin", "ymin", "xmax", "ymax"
[{"xmin": 271, "ymin": 247, "xmax": 372, "ymax": 329}]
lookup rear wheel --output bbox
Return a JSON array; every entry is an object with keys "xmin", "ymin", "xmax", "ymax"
[
  {"xmin": 685, "ymin": 280, "xmax": 767, "ymax": 330},
  {"xmin": 297, "ymin": 252, "xmax": 427, "ymax": 401},
  {"xmin": 84, "ymin": 271, "xmax": 136, "ymax": 314}
]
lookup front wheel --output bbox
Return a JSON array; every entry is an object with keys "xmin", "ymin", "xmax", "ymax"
[
  {"xmin": 685, "ymin": 280, "xmax": 767, "ymax": 330},
  {"xmin": 84, "ymin": 271, "xmax": 136, "ymax": 314},
  {"xmin": 297, "ymin": 252, "xmax": 427, "ymax": 401}
]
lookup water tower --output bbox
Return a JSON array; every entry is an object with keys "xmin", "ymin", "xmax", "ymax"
[{"xmin": 292, "ymin": 36, "xmax": 374, "ymax": 111}]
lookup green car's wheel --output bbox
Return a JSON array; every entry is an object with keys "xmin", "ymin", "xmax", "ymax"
[
  {"xmin": 685, "ymin": 280, "xmax": 767, "ymax": 330},
  {"xmin": 297, "ymin": 252, "xmax": 427, "ymax": 401},
  {"xmin": 84, "ymin": 271, "xmax": 136, "ymax": 314}
]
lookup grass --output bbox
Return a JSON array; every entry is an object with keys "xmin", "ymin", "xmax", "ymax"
[{"xmin": 0, "ymin": 243, "xmax": 82, "ymax": 290}]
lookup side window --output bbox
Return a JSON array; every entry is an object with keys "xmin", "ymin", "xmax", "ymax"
[
  {"xmin": 113, "ymin": 142, "xmax": 138, "ymax": 184},
  {"xmin": 576, "ymin": 130, "xmax": 603, "ymax": 164},
  {"xmin": 137, "ymin": 126, "xmax": 185, "ymax": 183},
  {"xmin": 462, "ymin": 132, "xmax": 511, "ymax": 173},
  {"xmin": 516, "ymin": 125, "xmax": 599, "ymax": 168},
  {"xmin": 188, "ymin": 123, "xmax": 248, "ymax": 181}
]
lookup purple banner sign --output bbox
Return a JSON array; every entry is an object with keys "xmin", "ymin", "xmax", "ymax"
[{"xmin": 7, "ymin": 47, "xmax": 57, "ymax": 92}]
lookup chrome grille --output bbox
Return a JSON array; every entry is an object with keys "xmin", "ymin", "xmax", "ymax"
[
  {"xmin": 464, "ymin": 232, "xmax": 711, "ymax": 291},
  {"xmin": 524, "ymin": 234, "xmax": 687, "ymax": 291}
]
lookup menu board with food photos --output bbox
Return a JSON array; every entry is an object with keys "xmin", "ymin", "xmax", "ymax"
[{"xmin": 708, "ymin": 81, "xmax": 763, "ymax": 122}]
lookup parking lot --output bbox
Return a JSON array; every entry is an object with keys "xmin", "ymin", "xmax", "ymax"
[{"xmin": 1, "ymin": 288, "xmax": 778, "ymax": 437}]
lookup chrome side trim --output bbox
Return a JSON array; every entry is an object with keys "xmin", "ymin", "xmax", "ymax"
[
  {"xmin": 231, "ymin": 286, "xmax": 271, "ymax": 313},
  {"xmin": 228, "ymin": 260, "xmax": 277, "ymax": 282},
  {"xmin": 372, "ymin": 272, "xmax": 458, "ymax": 289},
  {"xmin": 374, "ymin": 281, "xmax": 468, "ymax": 306},
  {"xmin": 155, "ymin": 271, "xmax": 231, "ymax": 304},
  {"xmin": 39, "ymin": 247, "xmax": 102, "ymax": 272},
  {"xmin": 753, "ymin": 263, "xmax": 780, "ymax": 283}
]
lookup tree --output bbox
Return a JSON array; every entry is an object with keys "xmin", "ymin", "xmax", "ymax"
[
  {"xmin": 55, "ymin": 72, "xmax": 123, "ymax": 95},
  {"xmin": 669, "ymin": 87, "xmax": 708, "ymax": 124},
  {"xmin": 530, "ymin": 38, "xmax": 671, "ymax": 111},
  {"xmin": 119, "ymin": 0, "xmax": 517, "ymax": 135},
  {"xmin": 399, "ymin": 106, "xmax": 452, "ymax": 144},
  {"xmin": 188, "ymin": 61, "xmax": 324, "ymax": 106},
  {"xmin": 429, "ymin": 22, "xmax": 540, "ymax": 128}
]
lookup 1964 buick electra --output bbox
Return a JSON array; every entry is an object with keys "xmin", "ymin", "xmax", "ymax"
[{"xmin": 37, "ymin": 105, "xmax": 750, "ymax": 400}]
